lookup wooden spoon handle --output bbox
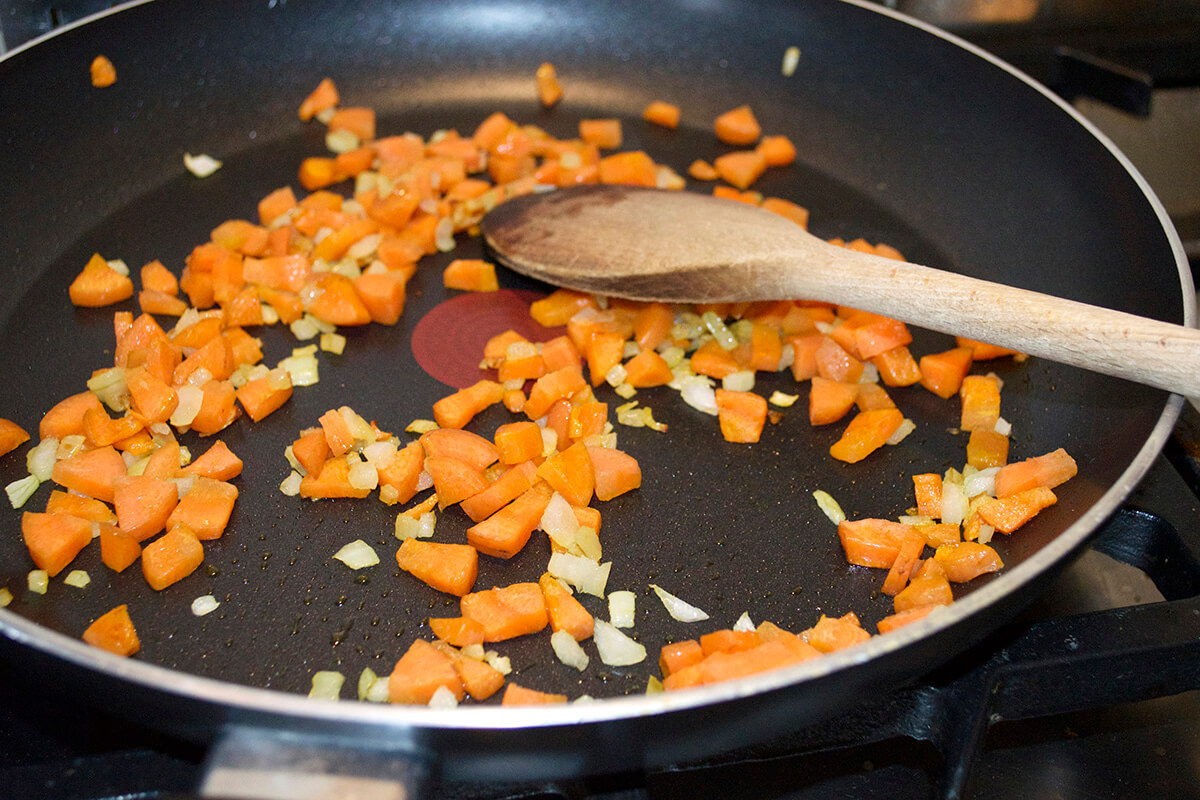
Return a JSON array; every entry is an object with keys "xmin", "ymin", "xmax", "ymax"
[{"xmin": 777, "ymin": 243, "xmax": 1199, "ymax": 396}]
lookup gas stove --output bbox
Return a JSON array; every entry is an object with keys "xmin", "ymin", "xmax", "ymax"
[{"xmin": 3, "ymin": 2, "xmax": 1200, "ymax": 799}]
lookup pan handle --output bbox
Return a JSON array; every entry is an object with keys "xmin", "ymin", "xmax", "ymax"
[{"xmin": 199, "ymin": 726, "xmax": 433, "ymax": 800}]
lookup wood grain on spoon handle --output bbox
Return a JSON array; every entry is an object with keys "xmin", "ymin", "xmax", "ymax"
[{"xmin": 482, "ymin": 185, "xmax": 1198, "ymax": 396}]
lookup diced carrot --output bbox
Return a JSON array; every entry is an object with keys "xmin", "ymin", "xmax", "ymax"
[
  {"xmin": 352, "ymin": 271, "xmax": 407, "ymax": 325},
  {"xmin": 69, "ymin": 253, "xmax": 134, "ymax": 307},
  {"xmin": 493, "ymin": 421, "xmax": 544, "ymax": 466},
  {"xmin": 912, "ymin": 473, "xmax": 942, "ymax": 519},
  {"xmin": 112, "ymin": 475, "xmax": 179, "ymax": 542},
  {"xmin": 173, "ymin": 336, "xmax": 234, "ymax": 385},
  {"xmin": 688, "ymin": 159, "xmax": 719, "ymax": 181},
  {"xmin": 211, "ymin": 219, "xmax": 269, "ymax": 256},
  {"xmin": 880, "ymin": 529, "xmax": 926, "ymax": 596},
  {"xmin": 956, "ymin": 336, "xmax": 1021, "ymax": 360},
  {"xmin": 829, "ymin": 408, "xmax": 905, "ymax": 464},
  {"xmin": 420, "ymin": 427, "xmax": 500, "ymax": 471},
  {"xmin": 89, "ymin": 54, "xmax": 117, "ymax": 87},
  {"xmin": 424, "ymin": 455, "xmax": 488, "ymax": 508},
  {"xmin": 501, "ymin": 683, "xmax": 567, "ymax": 705},
  {"xmin": 396, "ymin": 538, "xmax": 479, "ymax": 596},
  {"xmin": 713, "ymin": 105, "xmax": 761, "ymax": 145},
  {"xmin": 21, "ymin": 511, "xmax": 93, "ymax": 576},
  {"xmin": 298, "ymin": 77, "xmax": 339, "ymax": 121},
  {"xmin": 376, "ymin": 441, "xmax": 425, "ymax": 504},
  {"xmin": 933, "ymin": 541, "xmax": 1004, "ymax": 582},
  {"xmin": 40, "ymin": 391, "xmax": 105, "ymax": 440},
  {"xmin": 759, "ymin": 197, "xmax": 809, "ymax": 228},
  {"xmin": 51, "ymin": 445, "xmax": 126, "ymax": 502},
  {"xmin": 432, "ymin": 640, "xmax": 507, "ymax": 701},
  {"xmin": 257, "ymin": 185, "xmax": 298, "ymax": 225},
  {"xmin": 292, "ymin": 428, "xmax": 331, "ymax": 477},
  {"xmin": 586, "ymin": 445, "xmax": 642, "ymax": 501},
  {"xmin": 804, "ymin": 613, "xmax": 872, "ymax": 653},
  {"xmin": 917, "ymin": 523, "xmax": 961, "ymax": 548},
  {"xmin": 530, "ymin": 289, "xmax": 598, "ymax": 327},
  {"xmin": 838, "ymin": 518, "xmax": 915, "ymax": 569},
  {"xmin": 535, "ymin": 62, "xmax": 564, "ymax": 107},
  {"xmin": 167, "ymin": 477, "xmax": 238, "ymax": 540},
  {"xmin": 140, "ymin": 441, "xmax": 183, "ymax": 480},
  {"xmin": 756, "ymin": 134, "xmax": 796, "ymax": 167},
  {"xmin": 621, "ymin": 349, "xmax": 672, "ymax": 388},
  {"xmin": 659, "ymin": 639, "xmax": 704, "ymax": 677},
  {"xmin": 466, "ymin": 482, "xmax": 554, "ymax": 559},
  {"xmin": 540, "ymin": 335, "xmax": 582, "ymax": 373},
  {"xmin": 579, "ymin": 118, "xmax": 623, "ymax": 149},
  {"xmin": 967, "ymin": 429, "xmax": 1009, "ymax": 470},
  {"xmin": 918, "ymin": 347, "xmax": 974, "ymax": 399},
  {"xmin": 327, "ymin": 106, "xmax": 376, "ymax": 141},
  {"xmin": 83, "ymin": 604, "xmax": 141, "ymax": 657},
  {"xmin": 630, "ymin": 302, "xmax": 673, "ymax": 352},
  {"xmin": 977, "ymin": 486, "xmax": 1057, "ymax": 533},
  {"xmin": 993, "ymin": 448, "xmax": 1077, "ymax": 498},
  {"xmin": 597, "ymin": 150, "xmax": 658, "ymax": 186},
  {"xmin": 138, "ymin": 289, "xmax": 187, "ymax": 316},
  {"xmin": 236, "ymin": 373, "xmax": 293, "ymax": 422},
  {"xmin": 866, "ymin": 345, "xmax": 920, "ymax": 387},
  {"xmin": 853, "ymin": 317, "xmax": 912, "ymax": 361},
  {"xmin": 808, "ymin": 376, "xmax": 859, "ymax": 426},
  {"xmin": 524, "ymin": 365, "xmax": 587, "ymax": 421},
  {"xmin": 123, "ymin": 368, "xmax": 177, "ymax": 425},
  {"xmin": 0, "ymin": 418, "xmax": 30, "ymax": 458},
  {"xmin": 815, "ymin": 336, "xmax": 864, "ymax": 383},
  {"xmin": 877, "ymin": 604, "xmax": 940, "ymax": 634},
  {"xmin": 537, "ymin": 441, "xmax": 595, "ymax": 506},
  {"xmin": 642, "ymin": 100, "xmax": 681, "ymax": 129},
  {"xmin": 959, "ymin": 374, "xmax": 1001, "ymax": 431},
  {"xmin": 141, "ymin": 526, "xmax": 204, "ymax": 590},
  {"xmin": 433, "ymin": 379, "xmax": 506, "ymax": 429},
  {"xmin": 582, "ymin": 330, "xmax": 625, "ymax": 387},
  {"xmin": 183, "ymin": 440, "xmax": 243, "ymax": 481},
  {"xmin": 306, "ymin": 273, "xmax": 372, "ymax": 326},
  {"xmin": 713, "ymin": 150, "xmax": 767, "ymax": 190},
  {"xmin": 700, "ymin": 629, "xmax": 759, "ymax": 655},
  {"xmin": 855, "ymin": 383, "xmax": 895, "ymax": 412},
  {"xmin": 714, "ymin": 388, "xmax": 768, "ymax": 443},
  {"xmin": 299, "ymin": 456, "xmax": 372, "ymax": 500},
  {"xmin": 460, "ymin": 461, "xmax": 538, "ymax": 523},
  {"xmin": 169, "ymin": 313, "xmax": 222, "ymax": 350},
  {"xmin": 460, "ymin": 582, "xmax": 549, "ymax": 641},
  {"xmin": 893, "ymin": 573, "xmax": 954, "ymax": 613},
  {"xmin": 188, "ymin": 380, "xmax": 239, "ymax": 436},
  {"xmin": 443, "ymin": 257, "xmax": 498, "ymax": 292},
  {"xmin": 538, "ymin": 572, "xmax": 595, "ymax": 641},
  {"xmin": 99, "ymin": 524, "xmax": 142, "ymax": 573},
  {"xmin": 389, "ymin": 639, "xmax": 465, "ymax": 705},
  {"xmin": 318, "ymin": 408, "xmax": 356, "ymax": 457},
  {"xmin": 45, "ymin": 490, "xmax": 116, "ymax": 523},
  {"xmin": 429, "ymin": 616, "xmax": 487, "ymax": 648}
]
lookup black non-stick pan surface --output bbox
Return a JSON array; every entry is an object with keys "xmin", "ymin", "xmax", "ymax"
[{"xmin": 0, "ymin": 0, "xmax": 1189, "ymax": 784}]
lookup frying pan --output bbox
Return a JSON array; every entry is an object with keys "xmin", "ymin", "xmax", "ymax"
[{"xmin": 0, "ymin": 0, "xmax": 1190, "ymax": 794}]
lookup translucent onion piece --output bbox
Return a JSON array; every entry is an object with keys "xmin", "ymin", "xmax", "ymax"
[
  {"xmin": 5, "ymin": 474, "xmax": 40, "ymax": 509},
  {"xmin": 813, "ymin": 490, "xmax": 846, "ymax": 525},
  {"xmin": 308, "ymin": 671, "xmax": 344, "ymax": 700},
  {"xmin": 721, "ymin": 370, "xmax": 755, "ymax": 392},
  {"xmin": 27, "ymin": 570, "xmax": 48, "ymax": 595},
  {"xmin": 734, "ymin": 612, "xmax": 756, "ymax": 632},
  {"xmin": 0, "ymin": 588, "xmax": 12, "ymax": 608},
  {"xmin": 650, "ymin": 584, "xmax": 709, "ymax": 622},
  {"xmin": 184, "ymin": 152, "xmax": 223, "ymax": 177},
  {"xmin": 428, "ymin": 686, "xmax": 459, "ymax": 709},
  {"xmin": 191, "ymin": 595, "xmax": 220, "ymax": 616},
  {"xmin": 333, "ymin": 539, "xmax": 379, "ymax": 569},
  {"xmin": 548, "ymin": 552, "xmax": 611, "ymax": 598},
  {"xmin": 26, "ymin": 436, "xmax": 59, "ymax": 481},
  {"xmin": 551, "ymin": 630, "xmax": 590, "ymax": 671},
  {"xmin": 63, "ymin": 570, "xmax": 90, "ymax": 588},
  {"xmin": 593, "ymin": 619, "xmax": 647, "ymax": 666},
  {"xmin": 608, "ymin": 590, "xmax": 636, "ymax": 628}
]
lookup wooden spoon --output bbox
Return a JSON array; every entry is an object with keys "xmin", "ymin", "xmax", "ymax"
[{"xmin": 482, "ymin": 184, "xmax": 1199, "ymax": 397}]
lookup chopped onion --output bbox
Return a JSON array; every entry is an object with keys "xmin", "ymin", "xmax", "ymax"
[
  {"xmin": 593, "ymin": 619, "xmax": 647, "ymax": 666},
  {"xmin": 941, "ymin": 480, "xmax": 969, "ymax": 526},
  {"xmin": 994, "ymin": 416, "xmax": 1012, "ymax": 436},
  {"xmin": 87, "ymin": 367, "xmax": 128, "ymax": 412},
  {"xmin": 63, "ymin": 570, "xmax": 90, "ymax": 588},
  {"xmin": 289, "ymin": 316, "xmax": 321, "ymax": 341},
  {"xmin": 56, "ymin": 435, "xmax": 86, "ymax": 461},
  {"xmin": 0, "ymin": 588, "xmax": 12, "ymax": 608},
  {"xmin": 171, "ymin": 385, "xmax": 204, "ymax": 427},
  {"xmin": 406, "ymin": 419, "xmax": 439, "ymax": 435},
  {"xmin": 191, "ymin": 595, "xmax": 220, "ymax": 616},
  {"xmin": 679, "ymin": 375, "xmax": 718, "ymax": 416},
  {"xmin": 550, "ymin": 630, "xmax": 590, "ymax": 671},
  {"xmin": 6, "ymin": 475, "xmax": 40, "ymax": 509},
  {"xmin": 702, "ymin": 311, "xmax": 737, "ymax": 350},
  {"xmin": 26, "ymin": 436, "xmax": 59, "ymax": 481},
  {"xmin": 769, "ymin": 390, "xmax": 799, "ymax": 408},
  {"xmin": 320, "ymin": 332, "xmax": 347, "ymax": 354},
  {"xmin": 539, "ymin": 492, "xmax": 580, "ymax": 551},
  {"xmin": 782, "ymin": 45, "xmax": 801, "ymax": 76},
  {"xmin": 650, "ymin": 584, "xmax": 709, "ymax": 622},
  {"xmin": 813, "ymin": 490, "xmax": 846, "ymax": 525},
  {"xmin": 963, "ymin": 466, "xmax": 999, "ymax": 499},
  {"xmin": 362, "ymin": 440, "xmax": 398, "ymax": 467},
  {"xmin": 184, "ymin": 152, "xmax": 223, "ymax": 177},
  {"xmin": 277, "ymin": 351, "xmax": 320, "ymax": 387},
  {"xmin": 608, "ymin": 590, "xmax": 636, "ymax": 628},
  {"xmin": 333, "ymin": 539, "xmax": 379, "ymax": 569},
  {"xmin": 548, "ymin": 552, "xmax": 611, "ymax": 598},
  {"xmin": 721, "ymin": 370, "xmax": 755, "ymax": 392},
  {"xmin": 734, "ymin": 612, "xmax": 756, "ymax": 632},
  {"xmin": 858, "ymin": 363, "xmax": 880, "ymax": 385},
  {"xmin": 574, "ymin": 526, "xmax": 602, "ymax": 561},
  {"xmin": 484, "ymin": 650, "xmax": 512, "ymax": 675},
  {"xmin": 886, "ymin": 417, "xmax": 916, "ymax": 445},
  {"xmin": 428, "ymin": 685, "xmax": 459, "ymax": 708},
  {"xmin": 27, "ymin": 570, "xmax": 48, "ymax": 595},
  {"xmin": 308, "ymin": 670, "xmax": 344, "ymax": 700},
  {"xmin": 325, "ymin": 127, "xmax": 360, "ymax": 154},
  {"xmin": 356, "ymin": 668, "xmax": 391, "ymax": 702},
  {"xmin": 395, "ymin": 511, "xmax": 436, "ymax": 540},
  {"xmin": 346, "ymin": 456, "xmax": 379, "ymax": 492}
]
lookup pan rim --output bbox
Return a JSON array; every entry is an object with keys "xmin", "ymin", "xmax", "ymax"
[{"xmin": 0, "ymin": 0, "xmax": 1192, "ymax": 742}]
